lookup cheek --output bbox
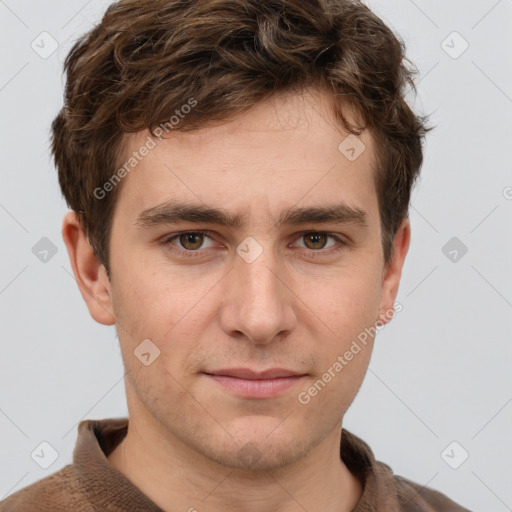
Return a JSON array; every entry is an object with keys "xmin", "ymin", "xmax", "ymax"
[
  {"xmin": 298, "ymin": 285, "xmax": 378, "ymax": 414},
  {"xmin": 110, "ymin": 252, "xmax": 188, "ymax": 329},
  {"xmin": 298, "ymin": 264, "xmax": 381, "ymax": 394},
  {"xmin": 302, "ymin": 265, "xmax": 382, "ymax": 335},
  {"xmin": 110, "ymin": 261, "xmax": 213, "ymax": 373}
]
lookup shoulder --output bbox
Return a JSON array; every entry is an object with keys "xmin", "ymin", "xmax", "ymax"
[
  {"xmin": 341, "ymin": 429, "xmax": 472, "ymax": 512},
  {"xmin": 0, "ymin": 465, "xmax": 93, "ymax": 512},
  {"xmin": 393, "ymin": 472, "xmax": 473, "ymax": 512}
]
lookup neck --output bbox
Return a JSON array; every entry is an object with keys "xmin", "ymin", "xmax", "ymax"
[{"xmin": 107, "ymin": 414, "xmax": 362, "ymax": 512}]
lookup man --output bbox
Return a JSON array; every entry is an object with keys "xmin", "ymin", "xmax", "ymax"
[{"xmin": 0, "ymin": 0, "xmax": 471, "ymax": 510}]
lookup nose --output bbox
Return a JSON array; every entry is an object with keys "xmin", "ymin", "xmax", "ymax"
[{"xmin": 219, "ymin": 241, "xmax": 298, "ymax": 345}]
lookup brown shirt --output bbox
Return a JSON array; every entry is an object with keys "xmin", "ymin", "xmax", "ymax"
[{"xmin": 0, "ymin": 418, "xmax": 471, "ymax": 511}]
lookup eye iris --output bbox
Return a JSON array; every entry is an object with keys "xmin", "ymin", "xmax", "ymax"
[
  {"xmin": 180, "ymin": 232, "xmax": 203, "ymax": 250},
  {"xmin": 176, "ymin": 233, "xmax": 329, "ymax": 251},
  {"xmin": 304, "ymin": 233, "xmax": 327, "ymax": 250}
]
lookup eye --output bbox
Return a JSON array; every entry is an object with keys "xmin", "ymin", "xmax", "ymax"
[
  {"xmin": 292, "ymin": 232, "xmax": 346, "ymax": 253},
  {"xmin": 296, "ymin": 232, "xmax": 335, "ymax": 250},
  {"xmin": 160, "ymin": 230, "xmax": 347, "ymax": 258},
  {"xmin": 161, "ymin": 230, "xmax": 216, "ymax": 253}
]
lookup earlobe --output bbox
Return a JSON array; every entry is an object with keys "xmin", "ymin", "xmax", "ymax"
[
  {"xmin": 377, "ymin": 217, "xmax": 411, "ymax": 326},
  {"xmin": 61, "ymin": 211, "xmax": 115, "ymax": 326}
]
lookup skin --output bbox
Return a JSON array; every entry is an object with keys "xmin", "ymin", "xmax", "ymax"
[{"xmin": 62, "ymin": 88, "xmax": 410, "ymax": 512}]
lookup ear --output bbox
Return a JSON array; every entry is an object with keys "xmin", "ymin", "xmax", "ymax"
[
  {"xmin": 61, "ymin": 211, "xmax": 115, "ymax": 326},
  {"xmin": 376, "ymin": 217, "xmax": 411, "ymax": 326}
]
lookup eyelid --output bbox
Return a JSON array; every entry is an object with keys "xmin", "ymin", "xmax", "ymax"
[
  {"xmin": 291, "ymin": 232, "xmax": 346, "ymax": 249},
  {"xmin": 160, "ymin": 230, "xmax": 348, "ymax": 256},
  {"xmin": 160, "ymin": 229, "xmax": 219, "ymax": 251}
]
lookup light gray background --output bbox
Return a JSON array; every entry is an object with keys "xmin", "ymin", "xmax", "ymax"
[{"xmin": 1, "ymin": 1, "xmax": 511, "ymax": 511}]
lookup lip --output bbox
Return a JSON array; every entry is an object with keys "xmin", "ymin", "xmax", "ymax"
[
  {"xmin": 206, "ymin": 368, "xmax": 302, "ymax": 379},
  {"xmin": 203, "ymin": 368, "xmax": 307, "ymax": 399}
]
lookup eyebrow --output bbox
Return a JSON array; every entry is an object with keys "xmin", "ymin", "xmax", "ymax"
[{"xmin": 134, "ymin": 200, "xmax": 368, "ymax": 230}]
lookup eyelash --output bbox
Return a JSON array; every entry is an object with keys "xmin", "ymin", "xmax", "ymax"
[{"xmin": 160, "ymin": 230, "xmax": 348, "ymax": 259}]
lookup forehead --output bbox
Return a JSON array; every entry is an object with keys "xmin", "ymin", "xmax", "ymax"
[{"xmin": 113, "ymin": 89, "xmax": 379, "ymax": 225}]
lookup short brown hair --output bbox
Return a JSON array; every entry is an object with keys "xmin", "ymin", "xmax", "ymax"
[{"xmin": 51, "ymin": 0, "xmax": 432, "ymax": 276}]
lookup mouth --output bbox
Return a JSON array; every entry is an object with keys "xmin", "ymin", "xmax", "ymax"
[{"xmin": 202, "ymin": 368, "xmax": 308, "ymax": 399}]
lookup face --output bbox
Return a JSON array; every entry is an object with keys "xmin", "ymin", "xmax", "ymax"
[{"xmin": 71, "ymin": 89, "xmax": 408, "ymax": 471}]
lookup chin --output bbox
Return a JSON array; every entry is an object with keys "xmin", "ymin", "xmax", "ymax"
[{"xmin": 203, "ymin": 421, "xmax": 311, "ymax": 472}]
